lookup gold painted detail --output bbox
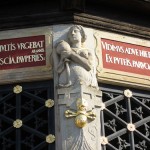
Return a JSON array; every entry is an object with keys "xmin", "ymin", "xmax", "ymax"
[
  {"xmin": 65, "ymin": 98, "xmax": 96, "ymax": 128},
  {"xmin": 13, "ymin": 85, "xmax": 22, "ymax": 94},
  {"xmin": 100, "ymin": 136, "xmax": 108, "ymax": 145},
  {"xmin": 45, "ymin": 99, "xmax": 54, "ymax": 108},
  {"xmin": 127, "ymin": 123, "xmax": 135, "ymax": 131},
  {"xmin": 124, "ymin": 89, "xmax": 132, "ymax": 98},
  {"xmin": 46, "ymin": 134, "xmax": 55, "ymax": 143},
  {"xmin": 13, "ymin": 119, "xmax": 23, "ymax": 128}
]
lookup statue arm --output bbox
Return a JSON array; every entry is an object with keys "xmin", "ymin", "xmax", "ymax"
[{"xmin": 70, "ymin": 51, "xmax": 93, "ymax": 71}]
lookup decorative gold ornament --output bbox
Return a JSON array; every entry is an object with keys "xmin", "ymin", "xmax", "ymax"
[
  {"xmin": 13, "ymin": 85, "xmax": 22, "ymax": 94},
  {"xmin": 124, "ymin": 89, "xmax": 132, "ymax": 98},
  {"xmin": 13, "ymin": 119, "xmax": 23, "ymax": 128},
  {"xmin": 46, "ymin": 134, "xmax": 55, "ymax": 143},
  {"xmin": 65, "ymin": 98, "xmax": 96, "ymax": 128},
  {"xmin": 75, "ymin": 114, "xmax": 87, "ymax": 128},
  {"xmin": 127, "ymin": 123, "xmax": 135, "ymax": 131},
  {"xmin": 100, "ymin": 136, "xmax": 108, "ymax": 145},
  {"xmin": 45, "ymin": 99, "xmax": 54, "ymax": 108}
]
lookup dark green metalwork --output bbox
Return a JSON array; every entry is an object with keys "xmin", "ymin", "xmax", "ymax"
[
  {"xmin": 0, "ymin": 80, "xmax": 55, "ymax": 150},
  {"xmin": 100, "ymin": 85, "xmax": 150, "ymax": 150}
]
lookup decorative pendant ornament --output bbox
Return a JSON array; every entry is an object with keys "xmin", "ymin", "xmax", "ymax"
[
  {"xmin": 124, "ymin": 89, "xmax": 132, "ymax": 98},
  {"xmin": 13, "ymin": 119, "xmax": 23, "ymax": 128},
  {"xmin": 13, "ymin": 85, "xmax": 22, "ymax": 94},
  {"xmin": 46, "ymin": 134, "xmax": 55, "ymax": 143},
  {"xmin": 127, "ymin": 123, "xmax": 135, "ymax": 131},
  {"xmin": 100, "ymin": 136, "xmax": 108, "ymax": 145},
  {"xmin": 45, "ymin": 99, "xmax": 54, "ymax": 108}
]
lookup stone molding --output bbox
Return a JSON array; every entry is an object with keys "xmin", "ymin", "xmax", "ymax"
[{"xmin": 0, "ymin": 12, "xmax": 149, "ymax": 40}]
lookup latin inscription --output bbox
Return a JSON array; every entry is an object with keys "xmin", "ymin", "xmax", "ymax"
[
  {"xmin": 101, "ymin": 38, "xmax": 150, "ymax": 76},
  {"xmin": 0, "ymin": 35, "xmax": 46, "ymax": 70}
]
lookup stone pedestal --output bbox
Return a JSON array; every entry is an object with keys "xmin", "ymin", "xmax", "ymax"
[{"xmin": 55, "ymin": 84, "xmax": 102, "ymax": 150}]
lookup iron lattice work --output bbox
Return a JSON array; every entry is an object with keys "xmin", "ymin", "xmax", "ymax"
[
  {"xmin": 0, "ymin": 80, "xmax": 55, "ymax": 150},
  {"xmin": 100, "ymin": 86, "xmax": 150, "ymax": 150}
]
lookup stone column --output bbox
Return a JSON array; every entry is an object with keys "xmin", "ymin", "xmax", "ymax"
[
  {"xmin": 56, "ymin": 85, "xmax": 102, "ymax": 150},
  {"xmin": 53, "ymin": 25, "xmax": 102, "ymax": 150}
]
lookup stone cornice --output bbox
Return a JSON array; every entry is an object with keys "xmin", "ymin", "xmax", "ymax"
[
  {"xmin": 73, "ymin": 13, "xmax": 150, "ymax": 40},
  {"xmin": 0, "ymin": 12, "xmax": 74, "ymax": 31},
  {"xmin": 0, "ymin": 12, "xmax": 149, "ymax": 40}
]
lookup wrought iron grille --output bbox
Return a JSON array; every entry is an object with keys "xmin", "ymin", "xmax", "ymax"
[
  {"xmin": 100, "ymin": 84, "xmax": 150, "ymax": 150},
  {"xmin": 0, "ymin": 80, "xmax": 55, "ymax": 150}
]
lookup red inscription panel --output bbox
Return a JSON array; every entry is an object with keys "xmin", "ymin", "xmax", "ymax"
[
  {"xmin": 0, "ymin": 35, "xmax": 46, "ymax": 70},
  {"xmin": 101, "ymin": 38, "xmax": 150, "ymax": 76}
]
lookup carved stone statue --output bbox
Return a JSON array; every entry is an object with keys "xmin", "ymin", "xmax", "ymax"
[
  {"xmin": 55, "ymin": 25, "xmax": 98, "ymax": 89},
  {"xmin": 53, "ymin": 25, "xmax": 101, "ymax": 150}
]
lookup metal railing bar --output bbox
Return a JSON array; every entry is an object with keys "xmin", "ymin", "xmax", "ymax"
[
  {"xmin": 135, "ymin": 129, "xmax": 150, "ymax": 144},
  {"xmin": 101, "ymin": 85, "xmax": 150, "ymax": 99},
  {"xmin": 101, "ymin": 145, "xmax": 106, "ymax": 150},
  {"xmin": 22, "ymin": 81, "xmax": 51, "ymax": 90},
  {"xmin": 0, "ymin": 126, "xmax": 14, "ymax": 137},
  {"xmin": 22, "ymin": 92, "xmax": 45, "ymax": 104},
  {"xmin": 126, "ymin": 97, "xmax": 132, "ymax": 123},
  {"xmin": 107, "ymin": 143, "xmax": 118, "ymax": 150},
  {"xmin": 0, "ymin": 114, "xmax": 13, "ymax": 124},
  {"xmin": 105, "ymin": 108, "xmax": 127, "ymax": 127},
  {"xmin": 107, "ymin": 128, "xmax": 127, "ymax": 141},
  {"xmin": 101, "ymin": 86, "xmax": 124, "ymax": 94},
  {"xmin": 132, "ymin": 97, "xmax": 150, "ymax": 112},
  {"xmin": 0, "ymin": 93, "xmax": 14, "ymax": 104},
  {"xmin": 100, "ymin": 111, "xmax": 105, "ymax": 136},
  {"xmin": 135, "ymin": 116, "xmax": 150, "ymax": 128},
  {"xmin": 48, "ymin": 108, "xmax": 55, "ymax": 133},
  {"xmin": 105, "ymin": 95, "xmax": 124, "ymax": 107},
  {"xmin": 129, "ymin": 132, "xmax": 135, "ymax": 150},
  {"xmin": 16, "ymin": 129, "xmax": 21, "ymax": 150},
  {"xmin": 16, "ymin": 94, "xmax": 21, "ymax": 119},
  {"xmin": 32, "ymin": 141, "xmax": 46, "ymax": 150},
  {"xmin": 22, "ymin": 106, "xmax": 45, "ymax": 122},
  {"xmin": 132, "ymin": 92, "xmax": 150, "ymax": 99},
  {"xmin": 22, "ymin": 125, "xmax": 46, "ymax": 139}
]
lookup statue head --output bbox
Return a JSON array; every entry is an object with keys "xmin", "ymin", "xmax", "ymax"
[{"xmin": 68, "ymin": 25, "xmax": 87, "ymax": 45}]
